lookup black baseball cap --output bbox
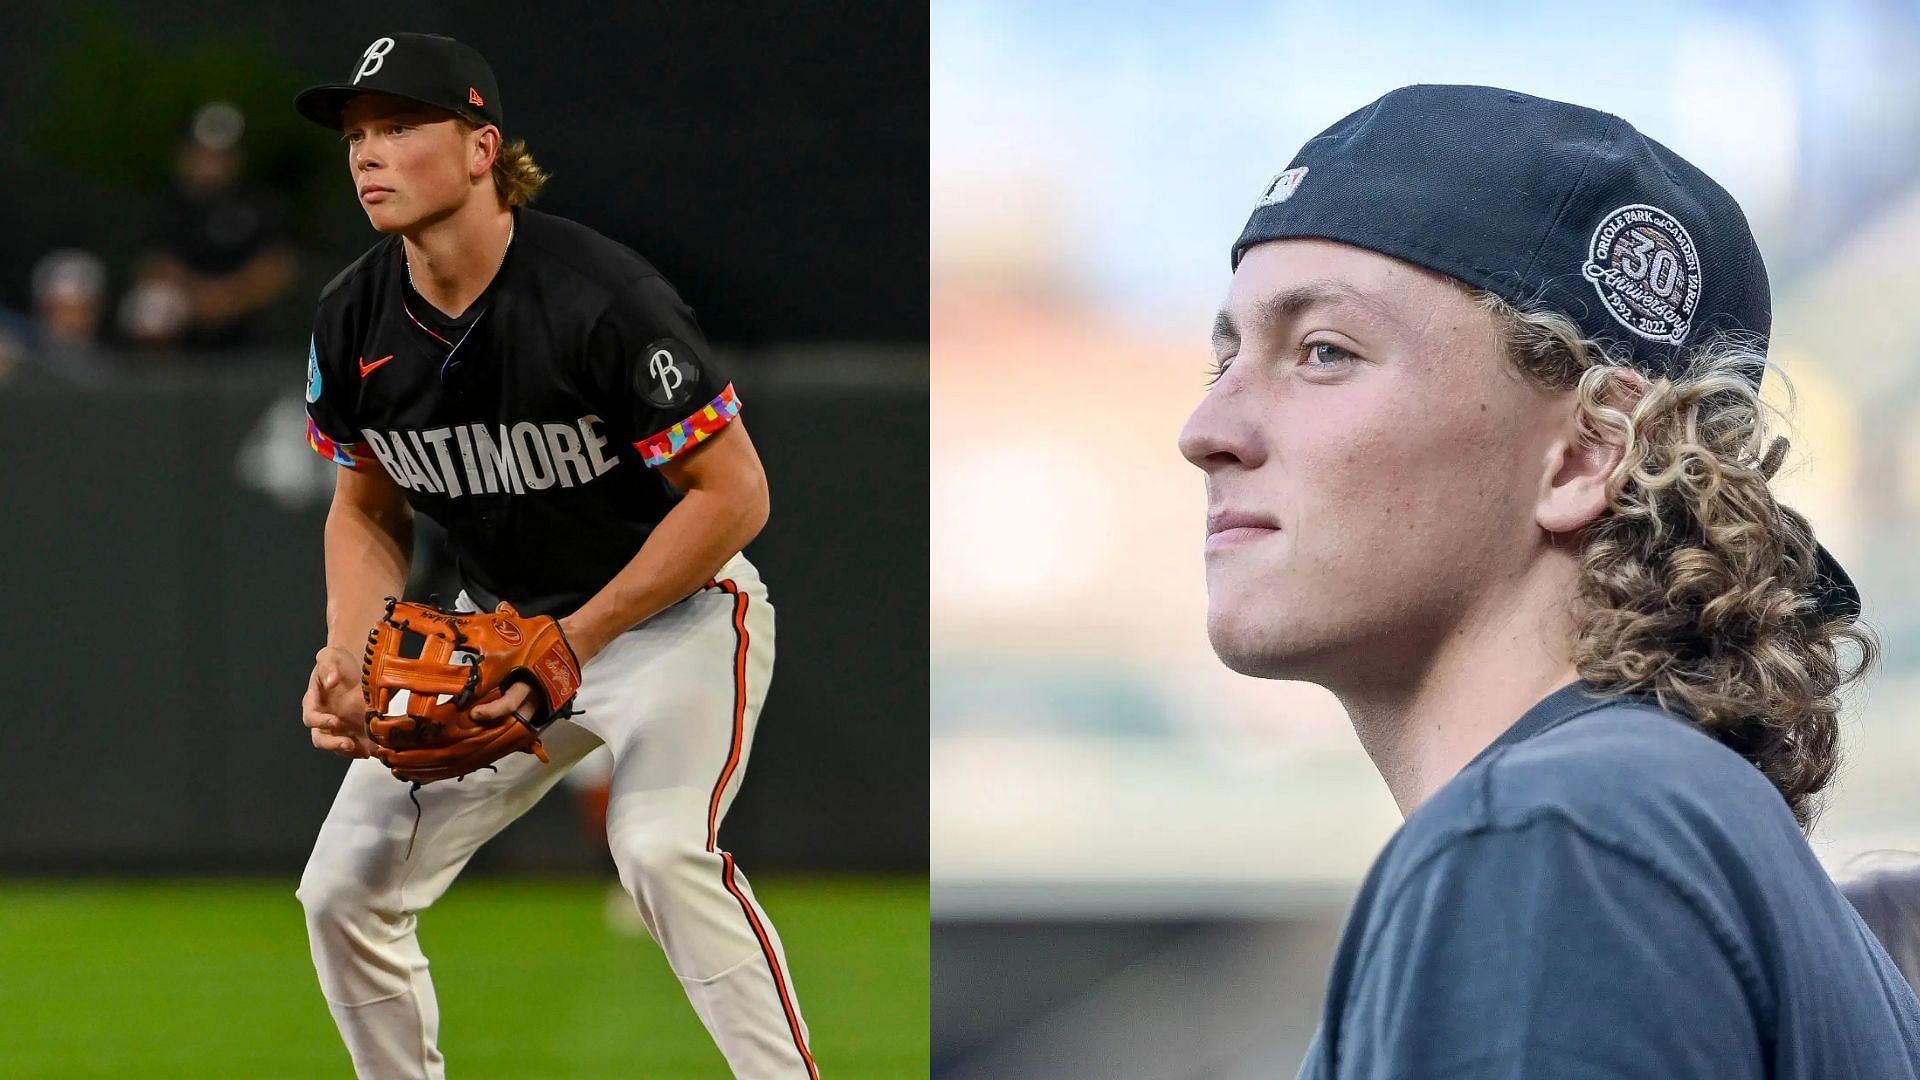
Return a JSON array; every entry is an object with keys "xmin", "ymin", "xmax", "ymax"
[
  {"xmin": 295, "ymin": 33, "xmax": 503, "ymax": 132},
  {"xmin": 1232, "ymin": 84, "xmax": 1860, "ymax": 622}
]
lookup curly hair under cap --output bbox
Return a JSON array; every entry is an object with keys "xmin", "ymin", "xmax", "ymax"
[
  {"xmin": 455, "ymin": 116, "xmax": 550, "ymax": 207},
  {"xmin": 1478, "ymin": 292, "xmax": 1877, "ymax": 832}
]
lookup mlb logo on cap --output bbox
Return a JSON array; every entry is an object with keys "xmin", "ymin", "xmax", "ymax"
[{"xmin": 1256, "ymin": 167, "xmax": 1309, "ymax": 208}]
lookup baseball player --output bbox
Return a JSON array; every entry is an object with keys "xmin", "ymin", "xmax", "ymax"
[
  {"xmin": 291, "ymin": 33, "xmax": 817, "ymax": 1078},
  {"xmin": 1178, "ymin": 85, "xmax": 1920, "ymax": 1076}
]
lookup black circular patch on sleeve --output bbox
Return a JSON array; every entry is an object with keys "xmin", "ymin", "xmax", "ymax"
[{"xmin": 634, "ymin": 337, "xmax": 701, "ymax": 410}]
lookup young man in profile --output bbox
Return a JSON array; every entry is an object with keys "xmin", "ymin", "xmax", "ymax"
[{"xmin": 1180, "ymin": 84, "xmax": 1920, "ymax": 1077}]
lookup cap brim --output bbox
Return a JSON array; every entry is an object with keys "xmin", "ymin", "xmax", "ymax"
[
  {"xmin": 293, "ymin": 85, "xmax": 367, "ymax": 130},
  {"xmin": 293, "ymin": 85, "xmax": 478, "ymax": 130},
  {"xmin": 1813, "ymin": 542, "xmax": 1862, "ymax": 623}
]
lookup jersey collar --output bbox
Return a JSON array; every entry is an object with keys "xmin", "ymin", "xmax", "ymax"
[{"xmin": 1464, "ymin": 681, "xmax": 1660, "ymax": 773}]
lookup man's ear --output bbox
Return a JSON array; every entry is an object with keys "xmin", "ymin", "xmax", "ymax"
[
  {"xmin": 469, "ymin": 124, "xmax": 501, "ymax": 180},
  {"xmin": 1536, "ymin": 369, "xmax": 1646, "ymax": 535}
]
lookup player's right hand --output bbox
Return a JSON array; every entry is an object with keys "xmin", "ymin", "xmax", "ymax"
[{"xmin": 304, "ymin": 645, "xmax": 375, "ymax": 758}]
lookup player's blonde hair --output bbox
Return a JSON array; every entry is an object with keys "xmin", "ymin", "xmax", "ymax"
[
  {"xmin": 457, "ymin": 116, "xmax": 550, "ymax": 207},
  {"xmin": 1479, "ymin": 292, "xmax": 1877, "ymax": 832}
]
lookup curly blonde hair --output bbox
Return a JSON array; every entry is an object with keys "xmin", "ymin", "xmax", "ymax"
[
  {"xmin": 456, "ymin": 116, "xmax": 550, "ymax": 207},
  {"xmin": 1480, "ymin": 292, "xmax": 1877, "ymax": 831}
]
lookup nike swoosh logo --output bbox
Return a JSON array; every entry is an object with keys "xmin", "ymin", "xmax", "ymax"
[{"xmin": 359, "ymin": 354, "xmax": 394, "ymax": 377}]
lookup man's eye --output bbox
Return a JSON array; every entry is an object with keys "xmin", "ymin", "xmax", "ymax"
[
  {"xmin": 1303, "ymin": 342, "xmax": 1355, "ymax": 368},
  {"xmin": 1205, "ymin": 356, "xmax": 1233, "ymax": 387}
]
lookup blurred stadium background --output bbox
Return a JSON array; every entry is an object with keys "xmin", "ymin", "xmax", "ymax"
[
  {"xmin": 0, "ymin": 3, "xmax": 925, "ymax": 1077},
  {"xmin": 932, "ymin": 1, "xmax": 1920, "ymax": 1076}
]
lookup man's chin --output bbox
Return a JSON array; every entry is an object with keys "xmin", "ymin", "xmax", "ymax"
[
  {"xmin": 1206, "ymin": 614, "xmax": 1342, "ymax": 682},
  {"xmin": 361, "ymin": 202, "xmax": 416, "ymax": 234},
  {"xmin": 1209, "ymin": 632, "xmax": 1309, "ymax": 681},
  {"xmin": 364, "ymin": 212, "xmax": 408, "ymax": 234}
]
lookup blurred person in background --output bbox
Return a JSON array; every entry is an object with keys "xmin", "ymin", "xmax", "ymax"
[
  {"xmin": 1845, "ymin": 858, "xmax": 1920, "ymax": 992},
  {"xmin": 123, "ymin": 101, "xmax": 296, "ymax": 351},
  {"xmin": 0, "ymin": 314, "xmax": 20, "ymax": 383},
  {"xmin": 1178, "ymin": 85, "xmax": 1920, "ymax": 1077},
  {"xmin": 0, "ymin": 248, "xmax": 117, "ymax": 385}
]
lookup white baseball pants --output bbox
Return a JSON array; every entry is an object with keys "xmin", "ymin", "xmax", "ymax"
[{"xmin": 296, "ymin": 554, "xmax": 819, "ymax": 1078}]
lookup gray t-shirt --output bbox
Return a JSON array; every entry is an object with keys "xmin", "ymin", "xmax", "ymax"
[{"xmin": 1298, "ymin": 682, "xmax": 1920, "ymax": 1079}]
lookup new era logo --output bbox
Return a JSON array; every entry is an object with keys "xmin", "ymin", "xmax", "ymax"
[{"xmin": 469, "ymin": 87, "xmax": 485, "ymax": 107}]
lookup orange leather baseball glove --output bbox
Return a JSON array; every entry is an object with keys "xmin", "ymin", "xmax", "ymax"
[{"xmin": 361, "ymin": 598, "xmax": 583, "ymax": 784}]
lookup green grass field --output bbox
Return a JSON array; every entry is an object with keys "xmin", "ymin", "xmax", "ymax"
[{"xmin": 0, "ymin": 876, "xmax": 927, "ymax": 1078}]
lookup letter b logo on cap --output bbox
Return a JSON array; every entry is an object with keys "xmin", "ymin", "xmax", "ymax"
[{"xmin": 355, "ymin": 37, "xmax": 395, "ymax": 83}]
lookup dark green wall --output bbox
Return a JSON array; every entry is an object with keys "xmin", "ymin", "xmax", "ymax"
[{"xmin": 0, "ymin": 354, "xmax": 927, "ymax": 874}]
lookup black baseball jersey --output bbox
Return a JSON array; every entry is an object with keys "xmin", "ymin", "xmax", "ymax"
[{"xmin": 303, "ymin": 207, "xmax": 740, "ymax": 617}]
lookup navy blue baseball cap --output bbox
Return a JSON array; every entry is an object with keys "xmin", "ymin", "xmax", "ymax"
[
  {"xmin": 296, "ymin": 33, "xmax": 504, "ymax": 133},
  {"xmin": 1233, "ymin": 84, "xmax": 1859, "ymax": 621}
]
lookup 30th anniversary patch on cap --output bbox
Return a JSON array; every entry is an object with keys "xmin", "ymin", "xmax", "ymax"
[{"xmin": 1581, "ymin": 203, "xmax": 1702, "ymax": 346}]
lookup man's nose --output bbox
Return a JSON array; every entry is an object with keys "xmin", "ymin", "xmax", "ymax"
[{"xmin": 1178, "ymin": 379, "xmax": 1263, "ymax": 472}]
